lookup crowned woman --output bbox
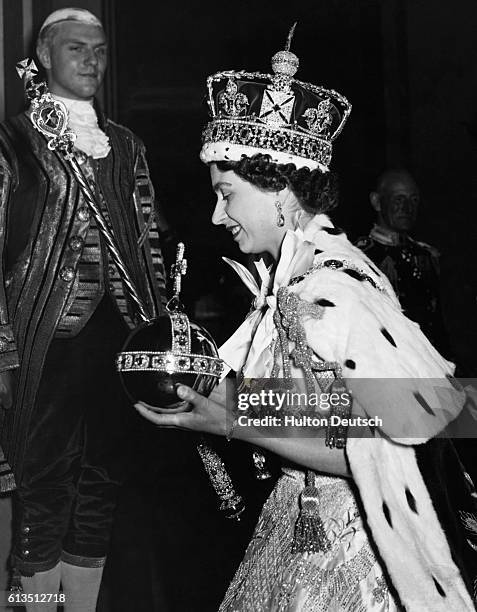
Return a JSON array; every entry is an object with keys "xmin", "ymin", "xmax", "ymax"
[{"xmin": 137, "ymin": 32, "xmax": 477, "ymax": 611}]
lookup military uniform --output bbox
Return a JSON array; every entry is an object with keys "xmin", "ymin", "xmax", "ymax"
[{"xmin": 356, "ymin": 224, "xmax": 449, "ymax": 354}]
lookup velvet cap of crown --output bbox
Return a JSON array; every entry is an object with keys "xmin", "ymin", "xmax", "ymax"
[{"xmin": 200, "ymin": 26, "xmax": 351, "ymax": 172}]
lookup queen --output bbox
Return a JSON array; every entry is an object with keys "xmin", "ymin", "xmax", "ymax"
[{"xmin": 136, "ymin": 31, "xmax": 477, "ymax": 611}]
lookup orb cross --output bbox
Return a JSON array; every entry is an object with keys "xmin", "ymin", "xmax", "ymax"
[{"xmin": 171, "ymin": 242, "xmax": 187, "ymax": 298}]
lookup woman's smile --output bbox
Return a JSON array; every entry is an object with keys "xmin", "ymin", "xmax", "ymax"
[{"xmin": 227, "ymin": 224, "xmax": 242, "ymax": 239}]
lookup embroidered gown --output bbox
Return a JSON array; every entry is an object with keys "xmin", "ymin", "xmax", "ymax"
[{"xmin": 217, "ymin": 214, "xmax": 476, "ymax": 612}]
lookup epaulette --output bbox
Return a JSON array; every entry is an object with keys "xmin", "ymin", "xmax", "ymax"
[
  {"xmin": 354, "ymin": 235, "xmax": 374, "ymax": 251},
  {"xmin": 410, "ymin": 237, "xmax": 440, "ymax": 259}
]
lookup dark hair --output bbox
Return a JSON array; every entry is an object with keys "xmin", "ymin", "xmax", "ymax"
[{"xmin": 216, "ymin": 153, "xmax": 339, "ymax": 214}]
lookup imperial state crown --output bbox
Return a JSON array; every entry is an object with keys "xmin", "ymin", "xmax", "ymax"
[{"xmin": 200, "ymin": 24, "xmax": 352, "ymax": 172}]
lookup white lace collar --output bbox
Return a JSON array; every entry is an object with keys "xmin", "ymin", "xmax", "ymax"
[{"xmin": 53, "ymin": 95, "xmax": 111, "ymax": 159}]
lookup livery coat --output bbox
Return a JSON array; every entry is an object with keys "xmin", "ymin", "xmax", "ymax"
[{"xmin": 0, "ymin": 112, "xmax": 167, "ymax": 485}]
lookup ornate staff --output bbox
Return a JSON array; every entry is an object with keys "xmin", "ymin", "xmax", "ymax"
[
  {"xmin": 16, "ymin": 58, "xmax": 149, "ymax": 322},
  {"xmin": 17, "ymin": 58, "xmax": 244, "ymax": 520}
]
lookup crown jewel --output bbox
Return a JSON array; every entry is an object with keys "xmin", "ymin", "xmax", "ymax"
[
  {"xmin": 271, "ymin": 22, "xmax": 299, "ymax": 80},
  {"xmin": 200, "ymin": 25, "xmax": 351, "ymax": 172}
]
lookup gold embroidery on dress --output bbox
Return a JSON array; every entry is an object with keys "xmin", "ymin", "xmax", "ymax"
[{"xmin": 219, "ymin": 471, "xmax": 391, "ymax": 611}]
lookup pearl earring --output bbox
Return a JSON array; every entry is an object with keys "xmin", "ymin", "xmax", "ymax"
[{"xmin": 275, "ymin": 201, "xmax": 285, "ymax": 227}]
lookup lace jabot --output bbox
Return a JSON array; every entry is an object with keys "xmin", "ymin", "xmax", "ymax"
[{"xmin": 52, "ymin": 95, "xmax": 111, "ymax": 159}]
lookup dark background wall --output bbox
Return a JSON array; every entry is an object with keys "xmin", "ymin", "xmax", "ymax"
[{"xmin": 406, "ymin": 0, "xmax": 477, "ymax": 250}]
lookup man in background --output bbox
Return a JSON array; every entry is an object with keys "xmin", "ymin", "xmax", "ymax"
[
  {"xmin": 0, "ymin": 8, "xmax": 166, "ymax": 610},
  {"xmin": 357, "ymin": 168, "xmax": 450, "ymax": 355}
]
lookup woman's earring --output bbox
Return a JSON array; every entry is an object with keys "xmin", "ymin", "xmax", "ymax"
[{"xmin": 275, "ymin": 201, "xmax": 285, "ymax": 227}]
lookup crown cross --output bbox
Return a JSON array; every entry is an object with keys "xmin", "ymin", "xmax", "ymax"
[
  {"xmin": 303, "ymin": 99, "xmax": 333, "ymax": 136},
  {"xmin": 259, "ymin": 90, "xmax": 295, "ymax": 126},
  {"xmin": 218, "ymin": 78, "xmax": 249, "ymax": 117}
]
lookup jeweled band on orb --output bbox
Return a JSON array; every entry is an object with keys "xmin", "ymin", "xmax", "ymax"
[
  {"xmin": 169, "ymin": 311, "xmax": 191, "ymax": 353},
  {"xmin": 116, "ymin": 350, "xmax": 224, "ymax": 378}
]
